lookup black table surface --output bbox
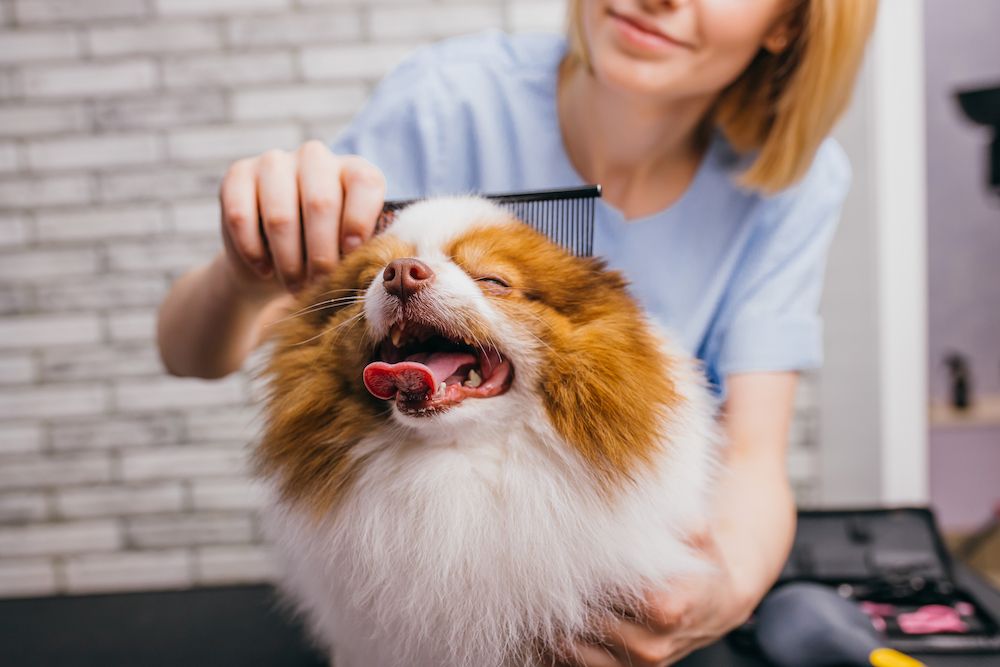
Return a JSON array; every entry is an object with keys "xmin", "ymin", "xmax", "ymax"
[{"xmin": 2, "ymin": 566, "xmax": 998, "ymax": 666}]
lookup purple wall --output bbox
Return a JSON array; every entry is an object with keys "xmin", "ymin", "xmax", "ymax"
[{"xmin": 925, "ymin": 0, "xmax": 1000, "ymax": 531}]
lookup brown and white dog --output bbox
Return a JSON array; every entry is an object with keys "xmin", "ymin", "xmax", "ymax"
[{"xmin": 256, "ymin": 197, "xmax": 721, "ymax": 666}]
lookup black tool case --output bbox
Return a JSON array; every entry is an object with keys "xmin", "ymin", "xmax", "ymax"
[{"xmin": 736, "ymin": 508, "xmax": 1000, "ymax": 654}]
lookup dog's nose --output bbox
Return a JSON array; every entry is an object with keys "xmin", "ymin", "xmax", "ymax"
[{"xmin": 383, "ymin": 258, "xmax": 434, "ymax": 301}]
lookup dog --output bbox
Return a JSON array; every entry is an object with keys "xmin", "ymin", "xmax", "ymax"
[{"xmin": 256, "ymin": 197, "xmax": 722, "ymax": 666}]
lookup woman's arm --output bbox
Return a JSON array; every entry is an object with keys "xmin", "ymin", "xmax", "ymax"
[
  {"xmin": 157, "ymin": 251, "xmax": 290, "ymax": 379},
  {"xmin": 563, "ymin": 371, "xmax": 799, "ymax": 667}
]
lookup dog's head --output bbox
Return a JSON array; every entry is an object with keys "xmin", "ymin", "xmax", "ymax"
[{"xmin": 258, "ymin": 197, "xmax": 682, "ymax": 511}]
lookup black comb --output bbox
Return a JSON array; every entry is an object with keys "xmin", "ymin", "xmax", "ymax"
[{"xmin": 376, "ymin": 185, "xmax": 602, "ymax": 257}]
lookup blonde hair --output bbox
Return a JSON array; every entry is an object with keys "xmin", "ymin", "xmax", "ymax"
[{"xmin": 565, "ymin": 0, "xmax": 878, "ymax": 193}]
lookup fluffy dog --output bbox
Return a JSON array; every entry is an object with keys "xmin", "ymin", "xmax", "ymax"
[{"xmin": 256, "ymin": 197, "xmax": 721, "ymax": 666}]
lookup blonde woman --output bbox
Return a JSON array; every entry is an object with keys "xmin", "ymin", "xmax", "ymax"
[{"xmin": 159, "ymin": 0, "xmax": 877, "ymax": 663}]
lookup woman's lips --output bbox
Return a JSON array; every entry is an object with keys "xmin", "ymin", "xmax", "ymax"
[{"xmin": 607, "ymin": 10, "xmax": 693, "ymax": 54}]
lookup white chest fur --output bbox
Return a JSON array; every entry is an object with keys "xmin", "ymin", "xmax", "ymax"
[{"xmin": 262, "ymin": 360, "xmax": 720, "ymax": 667}]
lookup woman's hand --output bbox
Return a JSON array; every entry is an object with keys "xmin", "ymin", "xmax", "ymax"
[
  {"xmin": 558, "ymin": 531, "xmax": 756, "ymax": 667},
  {"xmin": 218, "ymin": 140, "xmax": 387, "ymax": 298}
]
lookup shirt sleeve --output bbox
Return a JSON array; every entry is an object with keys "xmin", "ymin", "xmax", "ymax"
[{"xmin": 713, "ymin": 139, "xmax": 851, "ymax": 378}]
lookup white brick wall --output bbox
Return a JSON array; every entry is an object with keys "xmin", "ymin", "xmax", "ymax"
[{"xmin": 0, "ymin": 0, "xmax": 821, "ymax": 599}]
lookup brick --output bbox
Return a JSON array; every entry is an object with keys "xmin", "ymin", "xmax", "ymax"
[
  {"xmin": 0, "ymin": 352, "xmax": 36, "ymax": 384},
  {"xmin": 0, "ymin": 283, "xmax": 34, "ymax": 316},
  {"xmin": 106, "ymin": 309, "xmax": 156, "ymax": 343},
  {"xmin": 114, "ymin": 375, "xmax": 246, "ymax": 413},
  {"xmin": 0, "ymin": 422, "xmax": 43, "ymax": 454},
  {"xmin": 120, "ymin": 445, "xmax": 249, "ymax": 482},
  {"xmin": 0, "ymin": 69, "xmax": 13, "ymax": 99},
  {"xmin": 370, "ymin": 4, "xmax": 501, "ymax": 40},
  {"xmin": 20, "ymin": 60, "xmax": 157, "ymax": 99},
  {"xmin": 127, "ymin": 513, "xmax": 254, "ymax": 548},
  {"xmin": 508, "ymin": 0, "xmax": 565, "ymax": 33},
  {"xmin": 0, "ymin": 452, "xmax": 113, "ymax": 490},
  {"xmin": 87, "ymin": 20, "xmax": 221, "ymax": 56},
  {"xmin": 0, "ymin": 248, "xmax": 99, "ymax": 281},
  {"xmin": 94, "ymin": 92, "xmax": 226, "ymax": 131},
  {"xmin": 0, "ymin": 140, "xmax": 20, "ymax": 172},
  {"xmin": 301, "ymin": 42, "xmax": 416, "ymax": 80},
  {"xmin": 14, "ymin": 0, "xmax": 149, "ymax": 24},
  {"xmin": 0, "ymin": 314, "xmax": 102, "ymax": 349},
  {"xmin": 304, "ymin": 120, "xmax": 349, "ymax": 146},
  {"xmin": 0, "ymin": 27, "xmax": 80, "ymax": 63},
  {"xmin": 0, "ymin": 174, "xmax": 92, "ymax": 208},
  {"xmin": 168, "ymin": 123, "xmax": 301, "ymax": 162},
  {"xmin": 191, "ymin": 478, "xmax": 263, "ymax": 511},
  {"xmin": 232, "ymin": 83, "xmax": 367, "ymax": 122},
  {"xmin": 196, "ymin": 545, "xmax": 274, "ymax": 585},
  {"xmin": 27, "ymin": 133, "xmax": 161, "ymax": 171},
  {"xmin": 35, "ymin": 274, "xmax": 167, "ymax": 311},
  {"xmin": 163, "ymin": 51, "xmax": 294, "ymax": 89},
  {"xmin": 107, "ymin": 237, "xmax": 217, "ymax": 273},
  {"xmin": 99, "ymin": 164, "xmax": 223, "ymax": 204},
  {"xmin": 185, "ymin": 404, "xmax": 260, "ymax": 442},
  {"xmin": 0, "ymin": 491, "xmax": 48, "ymax": 523},
  {"xmin": 0, "ymin": 519, "xmax": 120, "ymax": 556},
  {"xmin": 0, "ymin": 103, "xmax": 88, "ymax": 137},
  {"xmin": 0, "ymin": 384, "xmax": 108, "ymax": 420},
  {"xmin": 155, "ymin": 0, "xmax": 289, "ymax": 15},
  {"xmin": 65, "ymin": 549, "xmax": 191, "ymax": 594},
  {"xmin": 226, "ymin": 10, "xmax": 362, "ymax": 48},
  {"xmin": 41, "ymin": 345, "xmax": 163, "ymax": 382},
  {"xmin": 786, "ymin": 447, "xmax": 817, "ymax": 481},
  {"xmin": 169, "ymin": 198, "xmax": 218, "ymax": 235},
  {"xmin": 0, "ymin": 558, "xmax": 57, "ymax": 597},
  {"xmin": 56, "ymin": 482, "xmax": 185, "ymax": 519},
  {"xmin": 36, "ymin": 205, "xmax": 166, "ymax": 242},
  {"xmin": 50, "ymin": 415, "xmax": 182, "ymax": 452},
  {"xmin": 0, "ymin": 213, "xmax": 30, "ymax": 247}
]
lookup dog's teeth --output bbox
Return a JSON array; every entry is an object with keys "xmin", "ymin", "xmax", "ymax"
[
  {"xmin": 390, "ymin": 327, "xmax": 403, "ymax": 347},
  {"xmin": 434, "ymin": 382, "xmax": 446, "ymax": 399},
  {"xmin": 464, "ymin": 369, "xmax": 482, "ymax": 388}
]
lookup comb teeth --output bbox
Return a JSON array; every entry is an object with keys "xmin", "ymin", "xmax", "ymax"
[{"xmin": 376, "ymin": 185, "xmax": 600, "ymax": 257}]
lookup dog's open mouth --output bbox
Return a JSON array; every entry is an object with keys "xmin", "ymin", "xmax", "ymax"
[{"xmin": 363, "ymin": 321, "xmax": 514, "ymax": 416}]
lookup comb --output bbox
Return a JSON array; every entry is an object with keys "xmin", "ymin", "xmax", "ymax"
[{"xmin": 376, "ymin": 185, "xmax": 602, "ymax": 257}]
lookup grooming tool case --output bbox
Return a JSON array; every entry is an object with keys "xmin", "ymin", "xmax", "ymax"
[{"xmin": 736, "ymin": 508, "xmax": 1000, "ymax": 654}]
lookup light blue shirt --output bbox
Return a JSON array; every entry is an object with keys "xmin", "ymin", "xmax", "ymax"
[{"xmin": 331, "ymin": 31, "xmax": 850, "ymax": 399}]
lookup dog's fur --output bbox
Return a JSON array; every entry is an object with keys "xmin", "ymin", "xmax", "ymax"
[{"xmin": 256, "ymin": 197, "xmax": 722, "ymax": 666}]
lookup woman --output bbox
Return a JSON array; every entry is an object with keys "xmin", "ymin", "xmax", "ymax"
[{"xmin": 158, "ymin": 1, "xmax": 877, "ymax": 664}]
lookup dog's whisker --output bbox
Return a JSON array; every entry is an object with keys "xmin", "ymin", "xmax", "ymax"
[
  {"xmin": 288, "ymin": 311, "xmax": 365, "ymax": 346},
  {"xmin": 269, "ymin": 298, "xmax": 365, "ymax": 326}
]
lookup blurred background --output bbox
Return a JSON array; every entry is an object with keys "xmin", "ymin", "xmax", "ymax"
[{"xmin": 0, "ymin": 0, "xmax": 996, "ymax": 600}]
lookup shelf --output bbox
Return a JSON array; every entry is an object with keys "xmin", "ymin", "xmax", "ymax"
[{"xmin": 930, "ymin": 394, "xmax": 1000, "ymax": 428}]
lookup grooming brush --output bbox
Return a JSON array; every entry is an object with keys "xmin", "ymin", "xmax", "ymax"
[
  {"xmin": 377, "ymin": 185, "xmax": 602, "ymax": 257},
  {"xmin": 755, "ymin": 583, "xmax": 926, "ymax": 667}
]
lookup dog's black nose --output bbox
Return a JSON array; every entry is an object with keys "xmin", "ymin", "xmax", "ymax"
[{"xmin": 383, "ymin": 258, "xmax": 434, "ymax": 302}]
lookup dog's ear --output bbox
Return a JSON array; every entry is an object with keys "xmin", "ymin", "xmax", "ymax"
[
  {"xmin": 539, "ymin": 271, "xmax": 681, "ymax": 488},
  {"xmin": 254, "ymin": 240, "xmax": 397, "ymax": 518}
]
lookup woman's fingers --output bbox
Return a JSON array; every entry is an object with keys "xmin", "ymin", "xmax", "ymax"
[
  {"xmin": 558, "ymin": 642, "xmax": 621, "ymax": 667},
  {"xmin": 298, "ymin": 141, "xmax": 343, "ymax": 282},
  {"xmin": 339, "ymin": 154, "xmax": 386, "ymax": 254},
  {"xmin": 593, "ymin": 617, "xmax": 674, "ymax": 667},
  {"xmin": 257, "ymin": 149, "xmax": 304, "ymax": 291},
  {"xmin": 220, "ymin": 158, "xmax": 269, "ymax": 278},
  {"xmin": 219, "ymin": 143, "xmax": 385, "ymax": 295}
]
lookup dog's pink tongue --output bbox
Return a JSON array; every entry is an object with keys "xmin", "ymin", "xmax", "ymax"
[{"xmin": 363, "ymin": 352, "xmax": 477, "ymax": 400}]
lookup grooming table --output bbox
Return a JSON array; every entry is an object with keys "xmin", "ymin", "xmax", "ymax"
[{"xmin": 1, "ymin": 566, "xmax": 998, "ymax": 666}]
